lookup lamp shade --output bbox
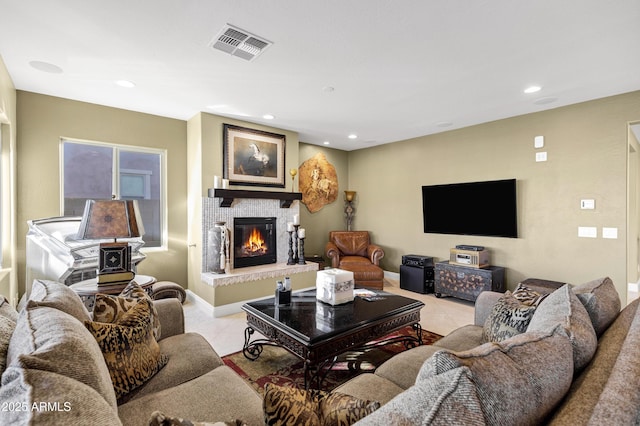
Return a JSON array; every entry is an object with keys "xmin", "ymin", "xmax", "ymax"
[{"xmin": 76, "ymin": 200, "xmax": 145, "ymax": 240}]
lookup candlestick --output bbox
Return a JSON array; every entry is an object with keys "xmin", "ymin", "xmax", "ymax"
[
  {"xmin": 298, "ymin": 236, "xmax": 306, "ymax": 265},
  {"xmin": 287, "ymin": 222, "xmax": 294, "ymax": 232},
  {"xmin": 293, "ymin": 214, "xmax": 300, "ymax": 225},
  {"xmin": 287, "ymin": 230, "xmax": 295, "ymax": 265},
  {"xmin": 298, "ymin": 227, "xmax": 305, "ymax": 239},
  {"xmin": 293, "ymin": 224, "xmax": 300, "ymax": 263}
]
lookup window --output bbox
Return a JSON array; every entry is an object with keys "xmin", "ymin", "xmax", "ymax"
[{"xmin": 62, "ymin": 139, "xmax": 165, "ymax": 248}]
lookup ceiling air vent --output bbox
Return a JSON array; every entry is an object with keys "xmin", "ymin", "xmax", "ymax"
[{"xmin": 210, "ymin": 24, "xmax": 272, "ymax": 61}]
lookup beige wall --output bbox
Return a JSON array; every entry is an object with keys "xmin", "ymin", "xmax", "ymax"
[
  {"xmin": 0, "ymin": 57, "xmax": 17, "ymax": 304},
  {"xmin": 187, "ymin": 112, "xmax": 301, "ymax": 306},
  {"xmin": 345, "ymin": 91, "xmax": 640, "ymax": 303},
  {"xmin": 298, "ymin": 144, "xmax": 350, "ymax": 258},
  {"xmin": 16, "ymin": 91, "xmax": 188, "ymax": 295}
]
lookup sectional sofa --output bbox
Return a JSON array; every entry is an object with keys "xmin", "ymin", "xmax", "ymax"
[
  {"xmin": 337, "ymin": 277, "xmax": 640, "ymax": 425},
  {"xmin": 1, "ymin": 277, "xmax": 638, "ymax": 425}
]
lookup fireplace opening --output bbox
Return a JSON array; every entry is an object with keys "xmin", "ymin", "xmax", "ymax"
[{"xmin": 233, "ymin": 217, "xmax": 277, "ymax": 268}]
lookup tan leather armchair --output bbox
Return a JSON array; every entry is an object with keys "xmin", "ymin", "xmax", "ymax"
[{"xmin": 324, "ymin": 231, "xmax": 385, "ymax": 289}]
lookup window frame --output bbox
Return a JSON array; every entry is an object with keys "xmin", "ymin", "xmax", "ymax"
[{"xmin": 60, "ymin": 137, "xmax": 168, "ymax": 251}]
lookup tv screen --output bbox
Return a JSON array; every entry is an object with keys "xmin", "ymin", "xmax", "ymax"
[{"xmin": 422, "ymin": 179, "xmax": 518, "ymax": 238}]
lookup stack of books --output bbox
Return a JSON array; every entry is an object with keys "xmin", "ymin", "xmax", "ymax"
[{"xmin": 97, "ymin": 242, "xmax": 135, "ymax": 288}]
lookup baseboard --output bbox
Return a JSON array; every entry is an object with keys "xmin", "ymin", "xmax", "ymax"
[
  {"xmin": 185, "ymin": 289, "xmax": 214, "ymax": 317},
  {"xmin": 384, "ymin": 270, "xmax": 399, "ymax": 281}
]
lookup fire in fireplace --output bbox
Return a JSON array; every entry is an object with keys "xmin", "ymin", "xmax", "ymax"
[{"xmin": 233, "ymin": 217, "xmax": 277, "ymax": 268}]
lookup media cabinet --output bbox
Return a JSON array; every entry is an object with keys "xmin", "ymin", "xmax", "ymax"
[{"xmin": 434, "ymin": 261, "xmax": 505, "ymax": 302}]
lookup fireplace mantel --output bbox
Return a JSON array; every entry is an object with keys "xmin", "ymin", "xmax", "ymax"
[{"xmin": 208, "ymin": 188, "xmax": 302, "ymax": 208}]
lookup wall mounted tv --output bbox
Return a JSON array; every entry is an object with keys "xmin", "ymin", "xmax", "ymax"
[{"xmin": 422, "ymin": 179, "xmax": 518, "ymax": 238}]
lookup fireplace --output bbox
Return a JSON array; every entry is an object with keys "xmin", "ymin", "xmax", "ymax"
[{"xmin": 233, "ymin": 217, "xmax": 277, "ymax": 268}]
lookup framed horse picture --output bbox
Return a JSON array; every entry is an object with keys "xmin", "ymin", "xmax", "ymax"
[{"xmin": 223, "ymin": 124, "xmax": 286, "ymax": 188}]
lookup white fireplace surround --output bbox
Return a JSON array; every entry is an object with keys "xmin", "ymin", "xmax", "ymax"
[{"xmin": 202, "ymin": 196, "xmax": 311, "ymax": 287}]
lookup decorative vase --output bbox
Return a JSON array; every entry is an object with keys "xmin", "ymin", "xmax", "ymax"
[{"xmin": 207, "ymin": 221, "xmax": 229, "ymax": 274}]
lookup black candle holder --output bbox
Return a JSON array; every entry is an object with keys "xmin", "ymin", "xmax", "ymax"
[
  {"xmin": 287, "ymin": 230, "xmax": 296, "ymax": 265},
  {"xmin": 293, "ymin": 224, "xmax": 300, "ymax": 263},
  {"xmin": 298, "ymin": 237, "xmax": 306, "ymax": 264}
]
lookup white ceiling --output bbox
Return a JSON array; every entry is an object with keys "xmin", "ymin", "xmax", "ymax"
[{"xmin": 1, "ymin": 0, "xmax": 639, "ymax": 151}]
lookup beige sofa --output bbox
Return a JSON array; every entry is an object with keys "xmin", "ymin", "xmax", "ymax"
[
  {"xmin": 0, "ymin": 279, "xmax": 264, "ymax": 425},
  {"xmin": 335, "ymin": 277, "xmax": 640, "ymax": 425}
]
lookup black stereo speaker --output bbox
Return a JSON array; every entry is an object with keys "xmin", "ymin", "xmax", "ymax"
[{"xmin": 400, "ymin": 263, "xmax": 434, "ymax": 294}]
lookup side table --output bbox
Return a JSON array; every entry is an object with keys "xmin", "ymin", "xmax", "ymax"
[{"xmin": 70, "ymin": 274, "xmax": 156, "ymax": 311}]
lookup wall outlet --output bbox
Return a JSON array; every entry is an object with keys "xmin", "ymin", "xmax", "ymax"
[{"xmin": 535, "ymin": 152, "xmax": 548, "ymax": 162}]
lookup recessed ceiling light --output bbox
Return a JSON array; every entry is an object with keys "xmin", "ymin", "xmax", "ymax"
[
  {"xmin": 263, "ymin": 114, "xmax": 275, "ymax": 120},
  {"xmin": 348, "ymin": 134, "xmax": 358, "ymax": 140},
  {"xmin": 29, "ymin": 60, "xmax": 63, "ymax": 74},
  {"xmin": 524, "ymin": 86, "xmax": 542, "ymax": 94},
  {"xmin": 322, "ymin": 86, "xmax": 335, "ymax": 93},
  {"xmin": 115, "ymin": 80, "xmax": 136, "ymax": 88},
  {"xmin": 323, "ymin": 141, "xmax": 330, "ymax": 145},
  {"xmin": 435, "ymin": 121, "xmax": 454, "ymax": 128}
]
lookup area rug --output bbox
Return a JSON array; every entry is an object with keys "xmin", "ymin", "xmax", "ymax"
[{"xmin": 222, "ymin": 326, "xmax": 442, "ymax": 393}]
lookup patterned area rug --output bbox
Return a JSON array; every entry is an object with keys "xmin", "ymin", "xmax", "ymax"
[{"xmin": 222, "ymin": 326, "xmax": 442, "ymax": 393}]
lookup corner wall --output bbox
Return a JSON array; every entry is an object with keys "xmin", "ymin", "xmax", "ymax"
[{"xmin": 345, "ymin": 91, "xmax": 640, "ymax": 302}]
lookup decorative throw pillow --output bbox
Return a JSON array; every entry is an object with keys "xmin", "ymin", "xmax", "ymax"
[
  {"xmin": 85, "ymin": 298, "xmax": 168, "ymax": 400},
  {"xmin": 356, "ymin": 367, "xmax": 485, "ymax": 425},
  {"xmin": 572, "ymin": 277, "xmax": 621, "ymax": 336},
  {"xmin": 263, "ymin": 383, "xmax": 380, "ymax": 426},
  {"xmin": 9, "ymin": 302, "xmax": 118, "ymax": 410},
  {"xmin": 482, "ymin": 284, "xmax": 547, "ymax": 342},
  {"xmin": 527, "ymin": 284, "xmax": 597, "ymax": 371},
  {"xmin": 417, "ymin": 326, "xmax": 573, "ymax": 425},
  {"xmin": 93, "ymin": 281, "xmax": 161, "ymax": 339},
  {"xmin": 148, "ymin": 411, "xmax": 247, "ymax": 426}
]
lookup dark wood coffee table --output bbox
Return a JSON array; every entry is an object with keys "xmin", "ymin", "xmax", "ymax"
[{"xmin": 242, "ymin": 289, "xmax": 425, "ymax": 388}]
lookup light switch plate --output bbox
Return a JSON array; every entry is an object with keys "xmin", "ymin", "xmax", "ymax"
[
  {"xmin": 536, "ymin": 151, "xmax": 548, "ymax": 162},
  {"xmin": 534, "ymin": 135, "xmax": 544, "ymax": 148},
  {"xmin": 581, "ymin": 199, "xmax": 595, "ymax": 210},
  {"xmin": 602, "ymin": 227, "xmax": 618, "ymax": 239}
]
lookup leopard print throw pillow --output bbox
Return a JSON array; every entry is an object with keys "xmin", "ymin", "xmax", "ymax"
[
  {"xmin": 263, "ymin": 383, "xmax": 380, "ymax": 426},
  {"xmin": 86, "ymin": 298, "xmax": 168, "ymax": 399},
  {"xmin": 93, "ymin": 281, "xmax": 161, "ymax": 339},
  {"xmin": 482, "ymin": 284, "xmax": 548, "ymax": 343}
]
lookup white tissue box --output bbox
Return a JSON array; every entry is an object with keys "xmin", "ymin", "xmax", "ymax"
[{"xmin": 316, "ymin": 268, "xmax": 355, "ymax": 305}]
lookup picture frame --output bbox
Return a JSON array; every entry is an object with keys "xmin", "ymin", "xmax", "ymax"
[{"xmin": 223, "ymin": 124, "xmax": 286, "ymax": 188}]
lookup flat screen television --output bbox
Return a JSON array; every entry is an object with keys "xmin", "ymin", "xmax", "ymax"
[{"xmin": 422, "ymin": 179, "xmax": 518, "ymax": 238}]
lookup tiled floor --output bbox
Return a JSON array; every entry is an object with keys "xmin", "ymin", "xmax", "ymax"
[{"xmin": 183, "ymin": 278, "xmax": 475, "ymax": 357}]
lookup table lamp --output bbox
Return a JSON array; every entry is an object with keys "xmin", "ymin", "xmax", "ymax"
[{"xmin": 76, "ymin": 199, "xmax": 145, "ymax": 283}]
